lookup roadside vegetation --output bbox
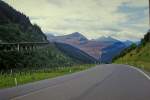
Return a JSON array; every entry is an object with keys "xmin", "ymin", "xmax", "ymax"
[
  {"xmin": 0, "ymin": 64, "xmax": 95, "ymax": 89},
  {"xmin": 0, "ymin": 26, "xmax": 94, "ymax": 89},
  {"xmin": 0, "ymin": 44, "xmax": 81, "ymax": 70},
  {"xmin": 114, "ymin": 43, "xmax": 150, "ymax": 71},
  {"xmin": 0, "ymin": 43, "xmax": 95, "ymax": 89},
  {"xmin": 113, "ymin": 32, "xmax": 150, "ymax": 72},
  {"xmin": 0, "ymin": 44, "xmax": 95, "ymax": 89},
  {"xmin": 0, "ymin": 1, "xmax": 96, "ymax": 89}
]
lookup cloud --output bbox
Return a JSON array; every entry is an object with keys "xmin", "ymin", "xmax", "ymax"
[{"xmin": 3, "ymin": 0, "xmax": 149, "ymax": 41}]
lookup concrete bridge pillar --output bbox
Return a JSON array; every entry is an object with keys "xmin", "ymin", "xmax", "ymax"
[
  {"xmin": 5, "ymin": 45, "xmax": 11, "ymax": 52},
  {"xmin": 34, "ymin": 45, "xmax": 37, "ymax": 50},
  {"xmin": 29, "ymin": 46, "xmax": 33, "ymax": 51},
  {"xmin": 10, "ymin": 45, "xmax": 15, "ymax": 51},
  {"xmin": 20, "ymin": 45, "xmax": 24, "ymax": 51},
  {"xmin": 17, "ymin": 44, "xmax": 20, "ymax": 51}
]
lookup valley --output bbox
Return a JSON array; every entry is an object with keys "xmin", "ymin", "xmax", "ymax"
[{"xmin": 47, "ymin": 32, "xmax": 135, "ymax": 63}]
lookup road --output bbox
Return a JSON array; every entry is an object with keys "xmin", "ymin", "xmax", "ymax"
[{"xmin": 0, "ymin": 64, "xmax": 150, "ymax": 100}]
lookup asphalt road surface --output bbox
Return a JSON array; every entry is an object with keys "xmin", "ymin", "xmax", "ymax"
[{"xmin": 0, "ymin": 64, "xmax": 150, "ymax": 100}]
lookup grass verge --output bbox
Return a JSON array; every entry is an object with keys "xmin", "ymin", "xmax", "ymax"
[
  {"xmin": 114, "ymin": 43, "xmax": 150, "ymax": 72},
  {"xmin": 0, "ymin": 64, "xmax": 95, "ymax": 89}
]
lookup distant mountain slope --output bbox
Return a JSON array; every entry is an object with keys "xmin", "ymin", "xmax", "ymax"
[
  {"xmin": 77, "ymin": 41, "xmax": 106, "ymax": 59},
  {"xmin": 123, "ymin": 40, "xmax": 133, "ymax": 47},
  {"xmin": 46, "ymin": 34, "xmax": 56, "ymax": 42},
  {"xmin": 55, "ymin": 42, "xmax": 98, "ymax": 63},
  {"xmin": 47, "ymin": 32, "xmax": 127, "ymax": 63},
  {"xmin": 95, "ymin": 36, "xmax": 120, "ymax": 43},
  {"xmin": 101, "ymin": 42, "xmax": 126, "ymax": 63},
  {"xmin": 114, "ymin": 32, "xmax": 150, "ymax": 72},
  {"xmin": 0, "ymin": 0, "xmax": 47, "ymax": 42},
  {"xmin": 58, "ymin": 32, "xmax": 87, "ymax": 40},
  {"xmin": 47, "ymin": 33, "xmax": 107, "ymax": 61},
  {"xmin": 56, "ymin": 32, "xmax": 88, "ymax": 45}
]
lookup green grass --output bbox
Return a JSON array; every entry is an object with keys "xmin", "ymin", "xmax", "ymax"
[
  {"xmin": 0, "ymin": 64, "xmax": 95, "ymax": 89},
  {"xmin": 114, "ymin": 43, "xmax": 150, "ymax": 72}
]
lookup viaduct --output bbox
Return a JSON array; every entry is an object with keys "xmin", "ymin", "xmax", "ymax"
[{"xmin": 0, "ymin": 42, "xmax": 49, "ymax": 52}]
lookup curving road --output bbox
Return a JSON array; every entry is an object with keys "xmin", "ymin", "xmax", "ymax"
[{"xmin": 0, "ymin": 64, "xmax": 150, "ymax": 100}]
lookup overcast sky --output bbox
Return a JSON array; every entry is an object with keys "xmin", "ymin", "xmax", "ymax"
[{"xmin": 3, "ymin": 0, "xmax": 149, "ymax": 41}]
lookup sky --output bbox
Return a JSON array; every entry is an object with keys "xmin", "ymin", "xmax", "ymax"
[{"xmin": 3, "ymin": 0, "xmax": 149, "ymax": 41}]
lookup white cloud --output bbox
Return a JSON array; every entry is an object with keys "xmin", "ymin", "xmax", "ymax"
[
  {"xmin": 112, "ymin": 30, "xmax": 144, "ymax": 41},
  {"xmin": 3, "ymin": 0, "xmax": 149, "ymax": 41}
]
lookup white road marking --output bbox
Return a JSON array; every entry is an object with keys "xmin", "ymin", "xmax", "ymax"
[{"xmin": 129, "ymin": 66, "xmax": 150, "ymax": 80}]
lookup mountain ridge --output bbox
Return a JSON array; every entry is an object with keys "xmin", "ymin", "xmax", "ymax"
[
  {"xmin": 95, "ymin": 36, "xmax": 120, "ymax": 43},
  {"xmin": 47, "ymin": 32, "xmax": 127, "ymax": 63}
]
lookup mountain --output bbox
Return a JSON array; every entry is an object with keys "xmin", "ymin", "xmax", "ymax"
[
  {"xmin": 123, "ymin": 40, "xmax": 141, "ymax": 47},
  {"xmin": 48, "ymin": 32, "xmax": 127, "ymax": 63},
  {"xmin": 76, "ymin": 40, "xmax": 109, "ymax": 60},
  {"xmin": 46, "ymin": 34, "xmax": 56, "ymax": 42},
  {"xmin": 56, "ymin": 32, "xmax": 88, "ymax": 44},
  {"xmin": 51, "ymin": 32, "xmax": 98, "ymax": 63},
  {"xmin": 96, "ymin": 36, "xmax": 120, "ymax": 43},
  {"xmin": 48, "ymin": 32, "xmax": 107, "ymax": 61},
  {"xmin": 0, "ymin": 0, "xmax": 47, "ymax": 42},
  {"xmin": 101, "ymin": 41, "xmax": 126, "ymax": 63},
  {"xmin": 114, "ymin": 31, "xmax": 150, "ymax": 72},
  {"xmin": 95, "ymin": 36, "xmax": 127, "ymax": 63},
  {"xmin": 58, "ymin": 32, "xmax": 88, "ymax": 40},
  {"xmin": 123, "ymin": 40, "xmax": 133, "ymax": 47},
  {"xmin": 55, "ymin": 42, "xmax": 98, "ymax": 63}
]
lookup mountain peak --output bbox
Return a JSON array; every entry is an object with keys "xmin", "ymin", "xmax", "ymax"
[
  {"xmin": 61, "ymin": 32, "xmax": 88, "ymax": 41},
  {"xmin": 70, "ymin": 32, "xmax": 85, "ymax": 37}
]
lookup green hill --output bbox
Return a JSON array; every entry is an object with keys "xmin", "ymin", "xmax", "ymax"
[
  {"xmin": 0, "ymin": 0, "xmax": 82, "ymax": 70},
  {"xmin": 0, "ymin": 0, "xmax": 47, "ymax": 42},
  {"xmin": 0, "ymin": 1, "xmax": 93, "ymax": 88},
  {"xmin": 0, "ymin": 44, "xmax": 82, "ymax": 70},
  {"xmin": 114, "ymin": 32, "xmax": 150, "ymax": 72}
]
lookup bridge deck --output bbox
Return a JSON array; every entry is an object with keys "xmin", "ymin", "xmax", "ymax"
[{"xmin": 0, "ymin": 42, "xmax": 49, "ymax": 45}]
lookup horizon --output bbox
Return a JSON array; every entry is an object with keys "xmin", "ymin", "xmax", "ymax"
[
  {"xmin": 48, "ymin": 32, "xmax": 140, "ymax": 42},
  {"xmin": 3, "ymin": 0, "xmax": 149, "ymax": 41}
]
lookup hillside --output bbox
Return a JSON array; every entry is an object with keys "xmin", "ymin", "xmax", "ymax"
[
  {"xmin": 101, "ymin": 42, "xmax": 126, "ymax": 63},
  {"xmin": 0, "ymin": 0, "xmax": 47, "ymax": 42},
  {"xmin": 0, "ymin": 1, "xmax": 83, "ymax": 70},
  {"xmin": 55, "ymin": 42, "xmax": 98, "ymax": 63},
  {"xmin": 95, "ymin": 36, "xmax": 120, "ymax": 43},
  {"xmin": 114, "ymin": 32, "xmax": 150, "ymax": 72},
  {"xmin": 0, "ymin": 44, "xmax": 82, "ymax": 70}
]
